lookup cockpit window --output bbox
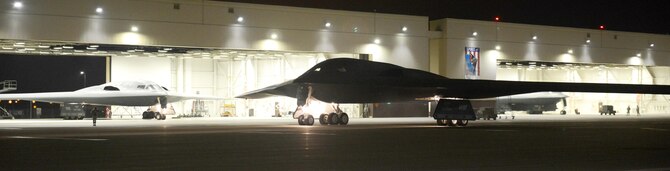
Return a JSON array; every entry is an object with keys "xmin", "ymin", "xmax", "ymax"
[
  {"xmin": 147, "ymin": 85, "xmax": 155, "ymax": 90},
  {"xmin": 137, "ymin": 85, "xmax": 146, "ymax": 89}
]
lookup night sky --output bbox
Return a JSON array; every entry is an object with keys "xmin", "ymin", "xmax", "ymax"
[
  {"xmin": 0, "ymin": 55, "xmax": 106, "ymax": 93},
  {"xmin": 220, "ymin": 0, "xmax": 670, "ymax": 35}
]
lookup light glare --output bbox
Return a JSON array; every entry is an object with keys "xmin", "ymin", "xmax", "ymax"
[
  {"xmin": 96, "ymin": 7, "xmax": 103, "ymax": 13},
  {"xmin": 13, "ymin": 1, "xmax": 22, "ymax": 9}
]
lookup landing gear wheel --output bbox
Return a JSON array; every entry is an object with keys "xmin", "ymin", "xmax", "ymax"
[
  {"xmin": 456, "ymin": 120, "xmax": 468, "ymax": 126},
  {"xmin": 328, "ymin": 113, "xmax": 339, "ymax": 125},
  {"xmin": 154, "ymin": 112, "xmax": 161, "ymax": 120},
  {"xmin": 319, "ymin": 114, "xmax": 327, "ymax": 125},
  {"xmin": 160, "ymin": 114, "xmax": 167, "ymax": 120},
  {"xmin": 339, "ymin": 113, "xmax": 349, "ymax": 125},
  {"xmin": 436, "ymin": 119, "xmax": 447, "ymax": 126},
  {"xmin": 305, "ymin": 115, "xmax": 315, "ymax": 125},
  {"xmin": 446, "ymin": 119, "xmax": 456, "ymax": 127},
  {"xmin": 298, "ymin": 115, "xmax": 305, "ymax": 125}
]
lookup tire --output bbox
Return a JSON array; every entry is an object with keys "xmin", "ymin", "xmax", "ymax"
[
  {"xmin": 154, "ymin": 112, "xmax": 161, "ymax": 120},
  {"xmin": 142, "ymin": 112, "xmax": 150, "ymax": 119},
  {"xmin": 446, "ymin": 119, "xmax": 456, "ymax": 127},
  {"xmin": 436, "ymin": 119, "xmax": 447, "ymax": 126},
  {"xmin": 305, "ymin": 115, "xmax": 315, "ymax": 125},
  {"xmin": 456, "ymin": 120, "xmax": 468, "ymax": 126},
  {"xmin": 319, "ymin": 114, "xmax": 327, "ymax": 125},
  {"xmin": 339, "ymin": 113, "xmax": 349, "ymax": 125},
  {"xmin": 328, "ymin": 113, "xmax": 339, "ymax": 125},
  {"xmin": 298, "ymin": 115, "xmax": 305, "ymax": 125},
  {"xmin": 161, "ymin": 114, "xmax": 166, "ymax": 120}
]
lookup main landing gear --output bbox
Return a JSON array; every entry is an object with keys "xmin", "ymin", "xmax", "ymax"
[
  {"xmin": 297, "ymin": 112, "xmax": 349, "ymax": 126},
  {"xmin": 142, "ymin": 110, "xmax": 166, "ymax": 120},
  {"xmin": 435, "ymin": 119, "xmax": 468, "ymax": 127}
]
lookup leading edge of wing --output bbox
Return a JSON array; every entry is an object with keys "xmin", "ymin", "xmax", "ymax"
[
  {"xmin": 165, "ymin": 93, "xmax": 224, "ymax": 103},
  {"xmin": 236, "ymin": 80, "xmax": 297, "ymax": 99},
  {"xmin": 441, "ymin": 79, "xmax": 670, "ymax": 99}
]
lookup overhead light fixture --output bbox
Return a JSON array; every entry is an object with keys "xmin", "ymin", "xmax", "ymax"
[
  {"xmin": 637, "ymin": 53, "xmax": 641, "ymax": 57},
  {"xmin": 237, "ymin": 16, "xmax": 244, "ymax": 23},
  {"xmin": 472, "ymin": 32, "xmax": 478, "ymax": 36},
  {"xmin": 96, "ymin": 7, "xmax": 103, "ymax": 13},
  {"xmin": 402, "ymin": 26, "xmax": 408, "ymax": 32},
  {"xmin": 325, "ymin": 22, "xmax": 332, "ymax": 28},
  {"xmin": 131, "ymin": 26, "xmax": 138, "ymax": 32},
  {"xmin": 353, "ymin": 27, "xmax": 359, "ymax": 32},
  {"xmin": 270, "ymin": 33, "xmax": 278, "ymax": 39},
  {"xmin": 568, "ymin": 49, "xmax": 573, "ymax": 54},
  {"xmin": 532, "ymin": 35, "xmax": 538, "ymax": 40},
  {"xmin": 90, "ymin": 45, "xmax": 99, "ymax": 48},
  {"xmin": 13, "ymin": 1, "xmax": 23, "ymax": 9},
  {"xmin": 650, "ymin": 43, "xmax": 655, "ymax": 47},
  {"xmin": 586, "ymin": 39, "xmax": 591, "ymax": 43},
  {"xmin": 495, "ymin": 45, "xmax": 501, "ymax": 50},
  {"xmin": 374, "ymin": 38, "xmax": 381, "ymax": 44}
]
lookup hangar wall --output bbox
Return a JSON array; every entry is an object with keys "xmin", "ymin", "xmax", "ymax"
[
  {"xmin": 0, "ymin": 0, "xmax": 429, "ymax": 69},
  {"xmin": 430, "ymin": 18, "xmax": 670, "ymax": 79},
  {"xmin": 430, "ymin": 18, "xmax": 670, "ymax": 114},
  {"xmin": 0, "ymin": 0, "xmax": 430, "ymax": 117}
]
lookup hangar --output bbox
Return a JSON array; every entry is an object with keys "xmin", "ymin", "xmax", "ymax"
[{"xmin": 0, "ymin": 0, "xmax": 669, "ymax": 119}]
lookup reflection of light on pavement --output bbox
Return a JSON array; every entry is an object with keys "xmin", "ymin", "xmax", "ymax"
[{"xmin": 303, "ymin": 129, "xmax": 310, "ymax": 158}]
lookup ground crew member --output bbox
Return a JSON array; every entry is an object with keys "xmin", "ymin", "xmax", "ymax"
[{"xmin": 92, "ymin": 107, "xmax": 98, "ymax": 126}]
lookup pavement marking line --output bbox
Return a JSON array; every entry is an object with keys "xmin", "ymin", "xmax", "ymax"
[
  {"xmin": 4, "ymin": 136, "xmax": 108, "ymax": 141},
  {"xmin": 640, "ymin": 128, "xmax": 669, "ymax": 132},
  {"xmin": 485, "ymin": 129, "xmax": 517, "ymax": 132},
  {"xmin": 240, "ymin": 131, "xmax": 336, "ymax": 136}
]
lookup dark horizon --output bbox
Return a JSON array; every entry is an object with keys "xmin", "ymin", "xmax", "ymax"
[{"xmin": 220, "ymin": 0, "xmax": 670, "ymax": 35}]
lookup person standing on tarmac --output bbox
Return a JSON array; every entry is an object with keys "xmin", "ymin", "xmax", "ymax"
[
  {"xmin": 627, "ymin": 105, "xmax": 631, "ymax": 116},
  {"xmin": 92, "ymin": 107, "xmax": 98, "ymax": 126},
  {"xmin": 636, "ymin": 105, "xmax": 640, "ymax": 116}
]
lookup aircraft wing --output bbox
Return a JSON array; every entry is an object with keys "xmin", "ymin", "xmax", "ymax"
[
  {"xmin": 165, "ymin": 93, "xmax": 224, "ymax": 103},
  {"xmin": 0, "ymin": 91, "xmax": 173, "ymax": 106},
  {"xmin": 438, "ymin": 79, "xmax": 670, "ymax": 99},
  {"xmin": 236, "ymin": 58, "xmax": 670, "ymax": 103},
  {"xmin": 236, "ymin": 80, "xmax": 299, "ymax": 99}
]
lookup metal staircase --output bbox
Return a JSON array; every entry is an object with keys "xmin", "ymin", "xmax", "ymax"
[
  {"xmin": 0, "ymin": 80, "xmax": 17, "ymax": 93},
  {"xmin": 0, "ymin": 106, "xmax": 13, "ymax": 119}
]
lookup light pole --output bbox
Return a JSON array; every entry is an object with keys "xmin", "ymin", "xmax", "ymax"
[{"xmin": 80, "ymin": 71, "xmax": 87, "ymax": 87}]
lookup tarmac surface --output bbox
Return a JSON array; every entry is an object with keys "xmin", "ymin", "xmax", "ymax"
[{"xmin": 2, "ymin": 114, "xmax": 670, "ymax": 170}]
